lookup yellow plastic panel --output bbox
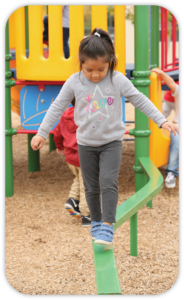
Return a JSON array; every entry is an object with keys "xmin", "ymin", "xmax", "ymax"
[
  {"xmin": 91, "ymin": 6, "xmax": 107, "ymax": 31},
  {"xmin": 69, "ymin": 5, "xmax": 84, "ymax": 72},
  {"xmin": 29, "ymin": 6, "xmax": 43, "ymax": 59},
  {"xmin": 114, "ymin": 5, "xmax": 125, "ymax": 74},
  {"xmin": 48, "ymin": 6, "xmax": 63, "ymax": 59},
  {"xmin": 15, "ymin": 7, "xmax": 26, "ymax": 60},
  {"xmin": 15, "ymin": 5, "xmax": 84, "ymax": 81},
  {"xmin": 9, "ymin": 12, "xmax": 16, "ymax": 49},
  {"xmin": 149, "ymin": 72, "xmax": 170, "ymax": 168},
  {"xmin": 14, "ymin": 5, "xmax": 125, "ymax": 81}
]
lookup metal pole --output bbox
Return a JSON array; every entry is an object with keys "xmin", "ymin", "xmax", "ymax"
[
  {"xmin": 165, "ymin": 9, "xmax": 168, "ymax": 70},
  {"xmin": 172, "ymin": 15, "xmax": 176, "ymax": 68},
  {"xmin": 161, "ymin": 7, "xmax": 164, "ymax": 70},
  {"xmin": 25, "ymin": 6, "xmax": 40, "ymax": 172},
  {"xmin": 131, "ymin": 5, "xmax": 151, "ymax": 256},
  {"xmin": 5, "ymin": 21, "xmax": 14, "ymax": 197},
  {"xmin": 150, "ymin": 6, "xmax": 159, "ymax": 68},
  {"xmin": 49, "ymin": 134, "xmax": 56, "ymax": 152}
]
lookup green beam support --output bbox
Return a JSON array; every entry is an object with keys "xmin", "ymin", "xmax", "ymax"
[
  {"xmin": 49, "ymin": 134, "xmax": 56, "ymax": 152},
  {"xmin": 150, "ymin": 6, "xmax": 159, "ymax": 69},
  {"xmin": 25, "ymin": 6, "xmax": 40, "ymax": 172},
  {"xmin": 114, "ymin": 157, "xmax": 163, "ymax": 231},
  {"xmin": 5, "ymin": 21, "xmax": 14, "ymax": 197}
]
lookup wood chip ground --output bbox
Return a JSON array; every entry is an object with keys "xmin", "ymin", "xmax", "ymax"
[{"xmin": 5, "ymin": 109, "xmax": 179, "ymax": 295}]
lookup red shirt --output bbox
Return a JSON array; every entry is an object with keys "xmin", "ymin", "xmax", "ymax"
[
  {"xmin": 164, "ymin": 81, "xmax": 179, "ymax": 103},
  {"xmin": 53, "ymin": 107, "xmax": 80, "ymax": 167}
]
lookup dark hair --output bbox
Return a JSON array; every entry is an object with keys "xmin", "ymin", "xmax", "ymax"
[
  {"xmin": 71, "ymin": 97, "xmax": 75, "ymax": 107},
  {"xmin": 78, "ymin": 28, "xmax": 117, "ymax": 80}
]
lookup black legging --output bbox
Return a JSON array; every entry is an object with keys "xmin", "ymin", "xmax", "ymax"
[{"xmin": 43, "ymin": 15, "xmax": 69, "ymax": 59}]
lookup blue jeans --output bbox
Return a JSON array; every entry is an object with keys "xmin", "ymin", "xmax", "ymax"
[
  {"xmin": 165, "ymin": 131, "xmax": 179, "ymax": 177},
  {"xmin": 43, "ymin": 15, "xmax": 69, "ymax": 58}
]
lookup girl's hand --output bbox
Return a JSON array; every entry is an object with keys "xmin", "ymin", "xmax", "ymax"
[
  {"xmin": 56, "ymin": 148, "xmax": 64, "ymax": 155},
  {"xmin": 31, "ymin": 135, "xmax": 46, "ymax": 150},
  {"xmin": 161, "ymin": 121, "xmax": 179, "ymax": 136}
]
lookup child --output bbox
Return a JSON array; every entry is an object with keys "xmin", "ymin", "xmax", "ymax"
[
  {"xmin": 43, "ymin": 5, "xmax": 69, "ymax": 58},
  {"xmin": 53, "ymin": 98, "xmax": 91, "ymax": 227},
  {"xmin": 31, "ymin": 28, "xmax": 179, "ymax": 246},
  {"xmin": 151, "ymin": 68, "xmax": 179, "ymax": 188}
]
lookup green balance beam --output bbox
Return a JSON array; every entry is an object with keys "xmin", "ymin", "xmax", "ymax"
[
  {"xmin": 114, "ymin": 157, "xmax": 163, "ymax": 231},
  {"xmin": 92, "ymin": 157, "xmax": 163, "ymax": 295}
]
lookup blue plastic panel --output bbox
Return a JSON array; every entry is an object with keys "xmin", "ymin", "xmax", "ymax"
[{"xmin": 20, "ymin": 85, "xmax": 72, "ymax": 130}]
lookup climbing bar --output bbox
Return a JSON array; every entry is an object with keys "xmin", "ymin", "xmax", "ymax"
[
  {"xmin": 15, "ymin": 80, "xmax": 65, "ymax": 85},
  {"xmin": 5, "ymin": 79, "xmax": 16, "ymax": 88},
  {"xmin": 166, "ymin": 61, "xmax": 179, "ymax": 67},
  {"xmin": 132, "ymin": 70, "xmax": 151, "ymax": 77},
  {"xmin": 5, "ymin": 71, "xmax": 12, "ymax": 78},
  {"xmin": 149, "ymin": 64, "xmax": 157, "ymax": 70},
  {"xmin": 5, "ymin": 128, "xmax": 17, "ymax": 136},
  {"xmin": 133, "ymin": 165, "xmax": 143, "ymax": 173},
  {"xmin": 163, "ymin": 66, "xmax": 179, "ymax": 72},
  {"xmin": 129, "ymin": 129, "xmax": 151, "ymax": 137},
  {"xmin": 5, "ymin": 129, "xmax": 54, "ymax": 135},
  {"xmin": 130, "ymin": 78, "xmax": 151, "ymax": 87},
  {"xmin": 5, "ymin": 54, "xmax": 12, "ymax": 61},
  {"xmin": 172, "ymin": 15, "xmax": 176, "ymax": 68},
  {"xmin": 17, "ymin": 130, "xmax": 54, "ymax": 134}
]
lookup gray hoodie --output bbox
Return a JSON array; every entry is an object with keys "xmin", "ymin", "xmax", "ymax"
[{"xmin": 37, "ymin": 70, "xmax": 167, "ymax": 147}]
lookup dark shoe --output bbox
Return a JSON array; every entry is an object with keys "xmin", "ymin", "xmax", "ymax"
[
  {"xmin": 82, "ymin": 215, "xmax": 91, "ymax": 227},
  {"xmin": 64, "ymin": 198, "xmax": 81, "ymax": 218}
]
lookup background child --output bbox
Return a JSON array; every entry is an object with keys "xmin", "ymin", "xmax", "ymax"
[
  {"xmin": 43, "ymin": 5, "xmax": 70, "ymax": 58},
  {"xmin": 53, "ymin": 98, "xmax": 90, "ymax": 227},
  {"xmin": 151, "ymin": 68, "xmax": 179, "ymax": 188},
  {"xmin": 31, "ymin": 28, "xmax": 179, "ymax": 246}
]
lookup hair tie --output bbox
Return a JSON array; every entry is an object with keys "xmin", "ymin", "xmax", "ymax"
[{"xmin": 94, "ymin": 32, "xmax": 101, "ymax": 37}]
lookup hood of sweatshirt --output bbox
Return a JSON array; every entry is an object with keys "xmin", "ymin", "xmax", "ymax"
[{"xmin": 62, "ymin": 107, "xmax": 77, "ymax": 133}]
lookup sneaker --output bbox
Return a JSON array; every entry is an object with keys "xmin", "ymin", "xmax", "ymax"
[
  {"xmin": 64, "ymin": 198, "xmax": 81, "ymax": 218},
  {"xmin": 165, "ymin": 172, "xmax": 176, "ymax": 188},
  {"xmin": 95, "ymin": 224, "xmax": 114, "ymax": 245},
  {"xmin": 82, "ymin": 215, "xmax": 91, "ymax": 227},
  {"xmin": 91, "ymin": 220, "xmax": 102, "ymax": 240}
]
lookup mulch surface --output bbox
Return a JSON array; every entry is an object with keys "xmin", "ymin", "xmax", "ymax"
[{"xmin": 5, "ymin": 112, "xmax": 179, "ymax": 295}]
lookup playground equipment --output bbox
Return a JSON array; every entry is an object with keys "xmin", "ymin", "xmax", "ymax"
[
  {"xmin": 161, "ymin": 7, "xmax": 178, "ymax": 72},
  {"xmin": 5, "ymin": 5, "xmax": 177, "ymax": 295},
  {"xmin": 160, "ymin": 7, "xmax": 179, "ymax": 91}
]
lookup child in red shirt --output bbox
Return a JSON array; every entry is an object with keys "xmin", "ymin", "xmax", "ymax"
[{"xmin": 53, "ymin": 98, "xmax": 90, "ymax": 227}]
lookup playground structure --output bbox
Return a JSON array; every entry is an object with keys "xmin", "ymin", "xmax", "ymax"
[{"xmin": 5, "ymin": 5, "xmax": 178, "ymax": 295}]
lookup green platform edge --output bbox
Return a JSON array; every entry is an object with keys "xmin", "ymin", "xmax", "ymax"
[{"xmin": 92, "ymin": 157, "xmax": 163, "ymax": 295}]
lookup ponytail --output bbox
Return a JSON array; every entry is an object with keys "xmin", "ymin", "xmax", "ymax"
[{"xmin": 79, "ymin": 28, "xmax": 117, "ymax": 80}]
